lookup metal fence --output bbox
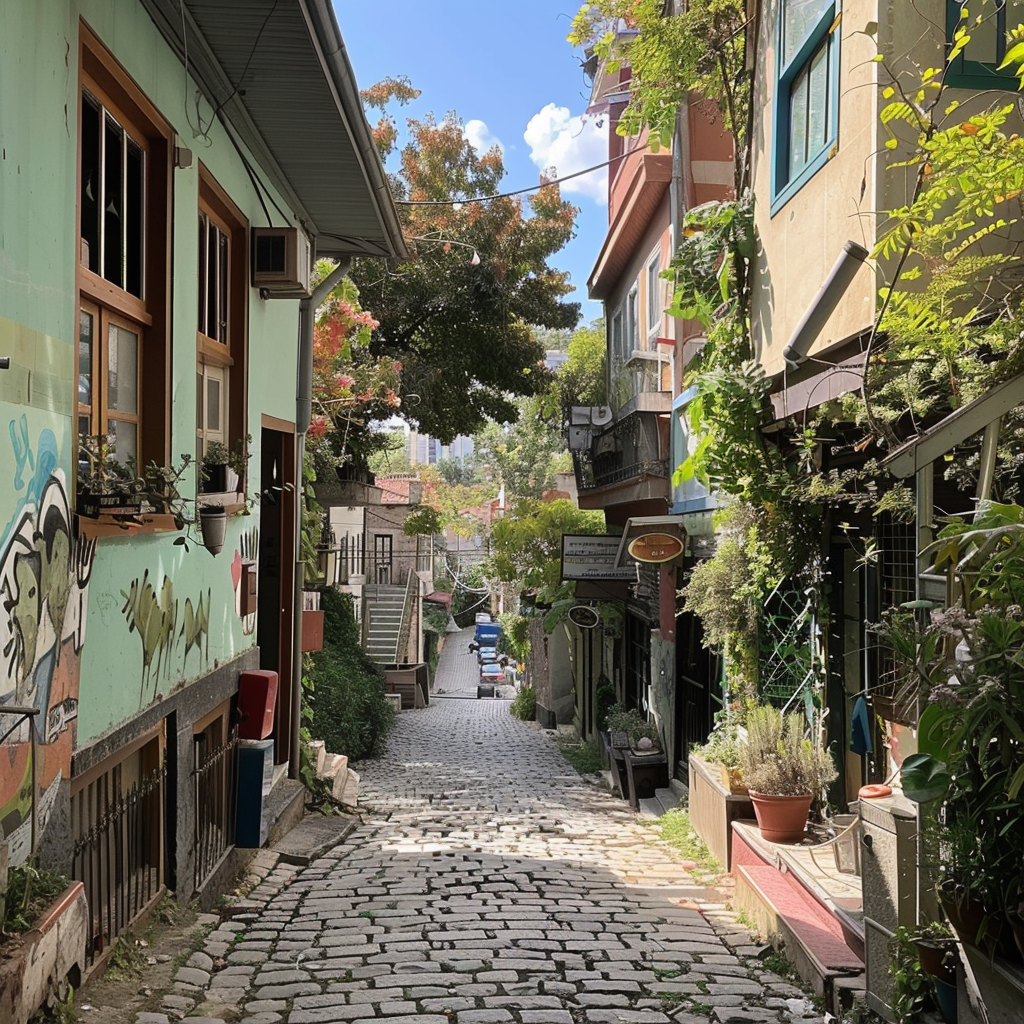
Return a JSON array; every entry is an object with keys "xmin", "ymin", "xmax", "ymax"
[
  {"xmin": 193, "ymin": 728, "xmax": 238, "ymax": 892},
  {"xmin": 72, "ymin": 756, "xmax": 164, "ymax": 960}
]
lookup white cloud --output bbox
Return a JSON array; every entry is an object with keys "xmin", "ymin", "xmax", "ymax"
[
  {"xmin": 464, "ymin": 119, "xmax": 504, "ymax": 156},
  {"xmin": 524, "ymin": 104, "xmax": 608, "ymax": 205}
]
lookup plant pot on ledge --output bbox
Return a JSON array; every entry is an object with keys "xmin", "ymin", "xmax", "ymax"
[{"xmin": 748, "ymin": 791, "xmax": 813, "ymax": 843}]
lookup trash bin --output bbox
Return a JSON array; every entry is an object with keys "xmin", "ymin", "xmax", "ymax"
[{"xmin": 236, "ymin": 739, "xmax": 274, "ymax": 847}]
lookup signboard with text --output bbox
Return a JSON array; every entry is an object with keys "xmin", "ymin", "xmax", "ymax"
[{"xmin": 560, "ymin": 534, "xmax": 635, "ymax": 582}]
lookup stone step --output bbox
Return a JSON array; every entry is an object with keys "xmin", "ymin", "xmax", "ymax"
[{"xmin": 638, "ymin": 787, "xmax": 681, "ymax": 819}]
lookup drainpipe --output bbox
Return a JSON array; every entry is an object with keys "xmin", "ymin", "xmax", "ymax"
[{"xmin": 290, "ymin": 258, "xmax": 351, "ymax": 780}]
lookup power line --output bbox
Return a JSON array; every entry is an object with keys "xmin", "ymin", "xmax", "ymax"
[{"xmin": 396, "ymin": 140, "xmax": 647, "ymax": 206}]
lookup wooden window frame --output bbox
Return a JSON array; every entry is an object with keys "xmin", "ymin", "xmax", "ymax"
[
  {"xmin": 77, "ymin": 22, "xmax": 172, "ymax": 485},
  {"xmin": 197, "ymin": 166, "xmax": 249, "ymax": 487}
]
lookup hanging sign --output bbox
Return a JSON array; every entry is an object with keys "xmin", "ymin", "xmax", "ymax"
[
  {"xmin": 560, "ymin": 534, "xmax": 635, "ymax": 581},
  {"xmin": 567, "ymin": 605, "xmax": 600, "ymax": 629},
  {"xmin": 627, "ymin": 532, "xmax": 684, "ymax": 564}
]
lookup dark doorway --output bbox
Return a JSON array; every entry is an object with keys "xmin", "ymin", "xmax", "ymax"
[
  {"xmin": 673, "ymin": 609, "xmax": 719, "ymax": 783},
  {"xmin": 257, "ymin": 425, "xmax": 295, "ymax": 766}
]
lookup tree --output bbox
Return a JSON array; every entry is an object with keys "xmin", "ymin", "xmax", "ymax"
[
  {"xmin": 353, "ymin": 83, "xmax": 581, "ymax": 442},
  {"xmin": 490, "ymin": 498, "xmax": 605, "ymax": 603}
]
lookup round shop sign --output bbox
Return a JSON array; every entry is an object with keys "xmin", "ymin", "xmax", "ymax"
[
  {"xmin": 567, "ymin": 605, "xmax": 600, "ymax": 629},
  {"xmin": 627, "ymin": 532, "xmax": 684, "ymax": 563}
]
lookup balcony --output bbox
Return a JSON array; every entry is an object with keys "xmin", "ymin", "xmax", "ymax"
[{"xmin": 571, "ymin": 399, "xmax": 672, "ymax": 514}]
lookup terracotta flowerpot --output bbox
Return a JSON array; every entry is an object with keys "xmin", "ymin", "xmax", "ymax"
[{"xmin": 748, "ymin": 791, "xmax": 812, "ymax": 843}]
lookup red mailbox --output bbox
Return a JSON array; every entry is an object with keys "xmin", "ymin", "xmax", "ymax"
[{"xmin": 237, "ymin": 670, "xmax": 278, "ymax": 739}]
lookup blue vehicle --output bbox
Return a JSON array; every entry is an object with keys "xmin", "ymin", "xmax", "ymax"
[{"xmin": 475, "ymin": 622, "xmax": 501, "ymax": 647}]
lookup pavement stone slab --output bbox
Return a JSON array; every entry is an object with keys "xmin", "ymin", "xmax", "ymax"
[{"xmin": 131, "ymin": 629, "xmax": 821, "ymax": 1024}]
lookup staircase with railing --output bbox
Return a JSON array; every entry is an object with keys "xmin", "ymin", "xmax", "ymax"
[{"xmin": 361, "ymin": 569, "xmax": 419, "ymax": 665}]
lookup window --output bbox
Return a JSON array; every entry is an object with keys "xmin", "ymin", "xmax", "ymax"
[
  {"xmin": 77, "ymin": 25, "xmax": 171, "ymax": 485},
  {"xmin": 196, "ymin": 169, "xmax": 248, "ymax": 478},
  {"xmin": 772, "ymin": 0, "xmax": 840, "ymax": 213},
  {"xmin": 610, "ymin": 309, "xmax": 625, "ymax": 370},
  {"xmin": 646, "ymin": 253, "xmax": 662, "ymax": 348},
  {"xmin": 626, "ymin": 285, "xmax": 639, "ymax": 357},
  {"xmin": 946, "ymin": 1, "xmax": 1024, "ymax": 89}
]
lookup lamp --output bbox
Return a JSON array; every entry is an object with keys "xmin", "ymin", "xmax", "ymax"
[
  {"xmin": 782, "ymin": 241, "xmax": 869, "ymax": 368},
  {"xmin": 316, "ymin": 522, "xmax": 336, "ymax": 584}
]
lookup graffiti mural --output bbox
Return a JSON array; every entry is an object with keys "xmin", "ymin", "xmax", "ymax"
[
  {"xmin": 1, "ymin": 421, "xmax": 94, "ymax": 864},
  {"xmin": 232, "ymin": 525, "xmax": 259, "ymax": 636},
  {"xmin": 121, "ymin": 571, "xmax": 211, "ymax": 700}
]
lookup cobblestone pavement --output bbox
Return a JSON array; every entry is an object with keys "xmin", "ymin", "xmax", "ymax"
[{"xmin": 133, "ymin": 635, "xmax": 821, "ymax": 1024}]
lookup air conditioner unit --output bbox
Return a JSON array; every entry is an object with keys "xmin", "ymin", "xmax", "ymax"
[{"xmin": 252, "ymin": 227, "xmax": 311, "ymax": 296}]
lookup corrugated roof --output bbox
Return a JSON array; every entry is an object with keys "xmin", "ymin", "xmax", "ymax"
[{"xmin": 141, "ymin": 0, "xmax": 407, "ymax": 260}]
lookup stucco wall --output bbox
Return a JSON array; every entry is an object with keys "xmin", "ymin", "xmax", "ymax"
[{"xmin": 0, "ymin": 3, "xmax": 304, "ymax": 863}]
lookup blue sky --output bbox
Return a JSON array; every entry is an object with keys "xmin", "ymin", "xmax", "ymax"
[{"xmin": 335, "ymin": 0, "xmax": 607, "ymax": 327}]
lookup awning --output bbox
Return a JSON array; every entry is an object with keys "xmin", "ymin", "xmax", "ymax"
[
  {"xmin": 424, "ymin": 591, "xmax": 452, "ymax": 607},
  {"xmin": 141, "ymin": 0, "xmax": 408, "ymax": 261}
]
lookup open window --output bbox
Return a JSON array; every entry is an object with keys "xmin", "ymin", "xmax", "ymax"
[{"xmin": 77, "ymin": 24, "xmax": 172, "ymax": 497}]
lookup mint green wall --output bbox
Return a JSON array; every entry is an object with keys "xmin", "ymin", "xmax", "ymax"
[{"xmin": 1, "ymin": 3, "xmax": 305, "ymax": 746}]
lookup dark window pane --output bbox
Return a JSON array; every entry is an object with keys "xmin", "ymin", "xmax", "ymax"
[
  {"xmin": 198, "ymin": 215, "xmax": 207, "ymax": 333},
  {"xmin": 207, "ymin": 222, "xmax": 218, "ymax": 340},
  {"xmin": 218, "ymin": 229, "xmax": 229, "ymax": 343},
  {"xmin": 80, "ymin": 93, "xmax": 101, "ymax": 274},
  {"xmin": 103, "ymin": 113, "xmax": 124, "ymax": 286},
  {"xmin": 125, "ymin": 136, "xmax": 144, "ymax": 298},
  {"xmin": 79, "ymin": 308, "xmax": 94, "ymax": 407}
]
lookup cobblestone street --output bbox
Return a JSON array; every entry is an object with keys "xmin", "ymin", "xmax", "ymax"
[{"xmin": 126, "ymin": 635, "xmax": 821, "ymax": 1024}]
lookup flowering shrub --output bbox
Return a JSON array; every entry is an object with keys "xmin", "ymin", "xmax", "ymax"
[{"xmin": 739, "ymin": 705, "xmax": 836, "ymax": 796}]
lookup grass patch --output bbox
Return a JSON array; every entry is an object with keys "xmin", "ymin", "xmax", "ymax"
[
  {"xmin": 656, "ymin": 808, "xmax": 720, "ymax": 871},
  {"xmin": 559, "ymin": 737, "xmax": 604, "ymax": 775},
  {"xmin": 760, "ymin": 946, "xmax": 800, "ymax": 982}
]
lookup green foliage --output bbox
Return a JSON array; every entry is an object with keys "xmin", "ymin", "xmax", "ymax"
[
  {"xmin": 595, "ymin": 674, "xmax": 616, "ymax": 730},
  {"xmin": 568, "ymin": 0, "xmax": 748, "ymax": 183},
  {"xmin": 2, "ymin": 863, "xmax": 69, "ymax": 934},
  {"xmin": 498, "ymin": 613, "xmax": 532, "ymax": 661},
  {"xmin": 489, "ymin": 498, "xmax": 604, "ymax": 604},
  {"xmin": 352, "ymin": 86, "xmax": 580, "ymax": 441},
  {"xmin": 306, "ymin": 589, "xmax": 395, "ymax": 761},
  {"xmin": 738, "ymin": 705, "xmax": 837, "ymax": 797},
  {"xmin": 509, "ymin": 685, "xmax": 537, "ymax": 721},
  {"xmin": 889, "ymin": 926, "xmax": 933, "ymax": 1024},
  {"xmin": 559, "ymin": 737, "xmax": 604, "ymax": 775},
  {"xmin": 656, "ymin": 809, "xmax": 720, "ymax": 871},
  {"xmin": 402, "ymin": 504, "xmax": 445, "ymax": 537}
]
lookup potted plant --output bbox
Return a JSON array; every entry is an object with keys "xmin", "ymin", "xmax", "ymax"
[
  {"xmin": 200, "ymin": 440, "xmax": 230, "ymax": 494},
  {"xmin": 892, "ymin": 502, "xmax": 1024, "ymax": 963},
  {"xmin": 77, "ymin": 434, "xmax": 143, "ymax": 516},
  {"xmin": 199, "ymin": 503, "xmax": 227, "ymax": 555},
  {"xmin": 738, "ymin": 704, "xmax": 837, "ymax": 843},
  {"xmin": 226, "ymin": 433, "xmax": 252, "ymax": 493}
]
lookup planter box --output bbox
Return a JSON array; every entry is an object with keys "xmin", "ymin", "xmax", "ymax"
[
  {"xmin": 0, "ymin": 881, "xmax": 87, "ymax": 1024},
  {"xmin": 301, "ymin": 609, "xmax": 324, "ymax": 652},
  {"xmin": 688, "ymin": 754, "xmax": 754, "ymax": 871}
]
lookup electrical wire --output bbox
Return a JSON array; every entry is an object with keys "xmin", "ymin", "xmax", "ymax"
[{"xmin": 396, "ymin": 139, "xmax": 648, "ymax": 206}]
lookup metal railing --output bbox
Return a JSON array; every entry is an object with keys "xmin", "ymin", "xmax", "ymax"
[
  {"xmin": 571, "ymin": 409, "xmax": 669, "ymax": 492},
  {"xmin": 394, "ymin": 569, "xmax": 420, "ymax": 664},
  {"xmin": 72, "ymin": 757, "xmax": 164, "ymax": 960},
  {"xmin": 193, "ymin": 729, "xmax": 237, "ymax": 891}
]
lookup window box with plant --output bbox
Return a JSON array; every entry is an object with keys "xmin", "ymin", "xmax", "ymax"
[{"xmin": 199, "ymin": 434, "xmax": 250, "ymax": 497}]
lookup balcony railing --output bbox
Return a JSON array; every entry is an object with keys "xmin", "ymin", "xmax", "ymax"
[{"xmin": 572, "ymin": 409, "xmax": 669, "ymax": 493}]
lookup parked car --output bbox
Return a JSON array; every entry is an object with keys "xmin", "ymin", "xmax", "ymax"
[
  {"xmin": 479, "ymin": 662, "xmax": 504, "ymax": 683},
  {"xmin": 475, "ymin": 612, "xmax": 492, "ymax": 624},
  {"xmin": 477, "ymin": 647, "xmax": 499, "ymax": 665}
]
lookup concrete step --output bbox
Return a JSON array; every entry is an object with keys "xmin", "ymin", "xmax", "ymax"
[{"xmin": 638, "ymin": 787, "xmax": 682, "ymax": 819}]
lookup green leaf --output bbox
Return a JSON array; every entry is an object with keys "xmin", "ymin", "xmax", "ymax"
[
  {"xmin": 900, "ymin": 752, "xmax": 951, "ymax": 803},
  {"xmin": 998, "ymin": 40, "xmax": 1024, "ymax": 70},
  {"xmin": 885, "ymin": 137, "xmax": 899, "ymax": 150}
]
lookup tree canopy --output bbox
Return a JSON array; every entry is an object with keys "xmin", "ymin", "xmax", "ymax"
[{"xmin": 352, "ymin": 81, "xmax": 581, "ymax": 442}]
